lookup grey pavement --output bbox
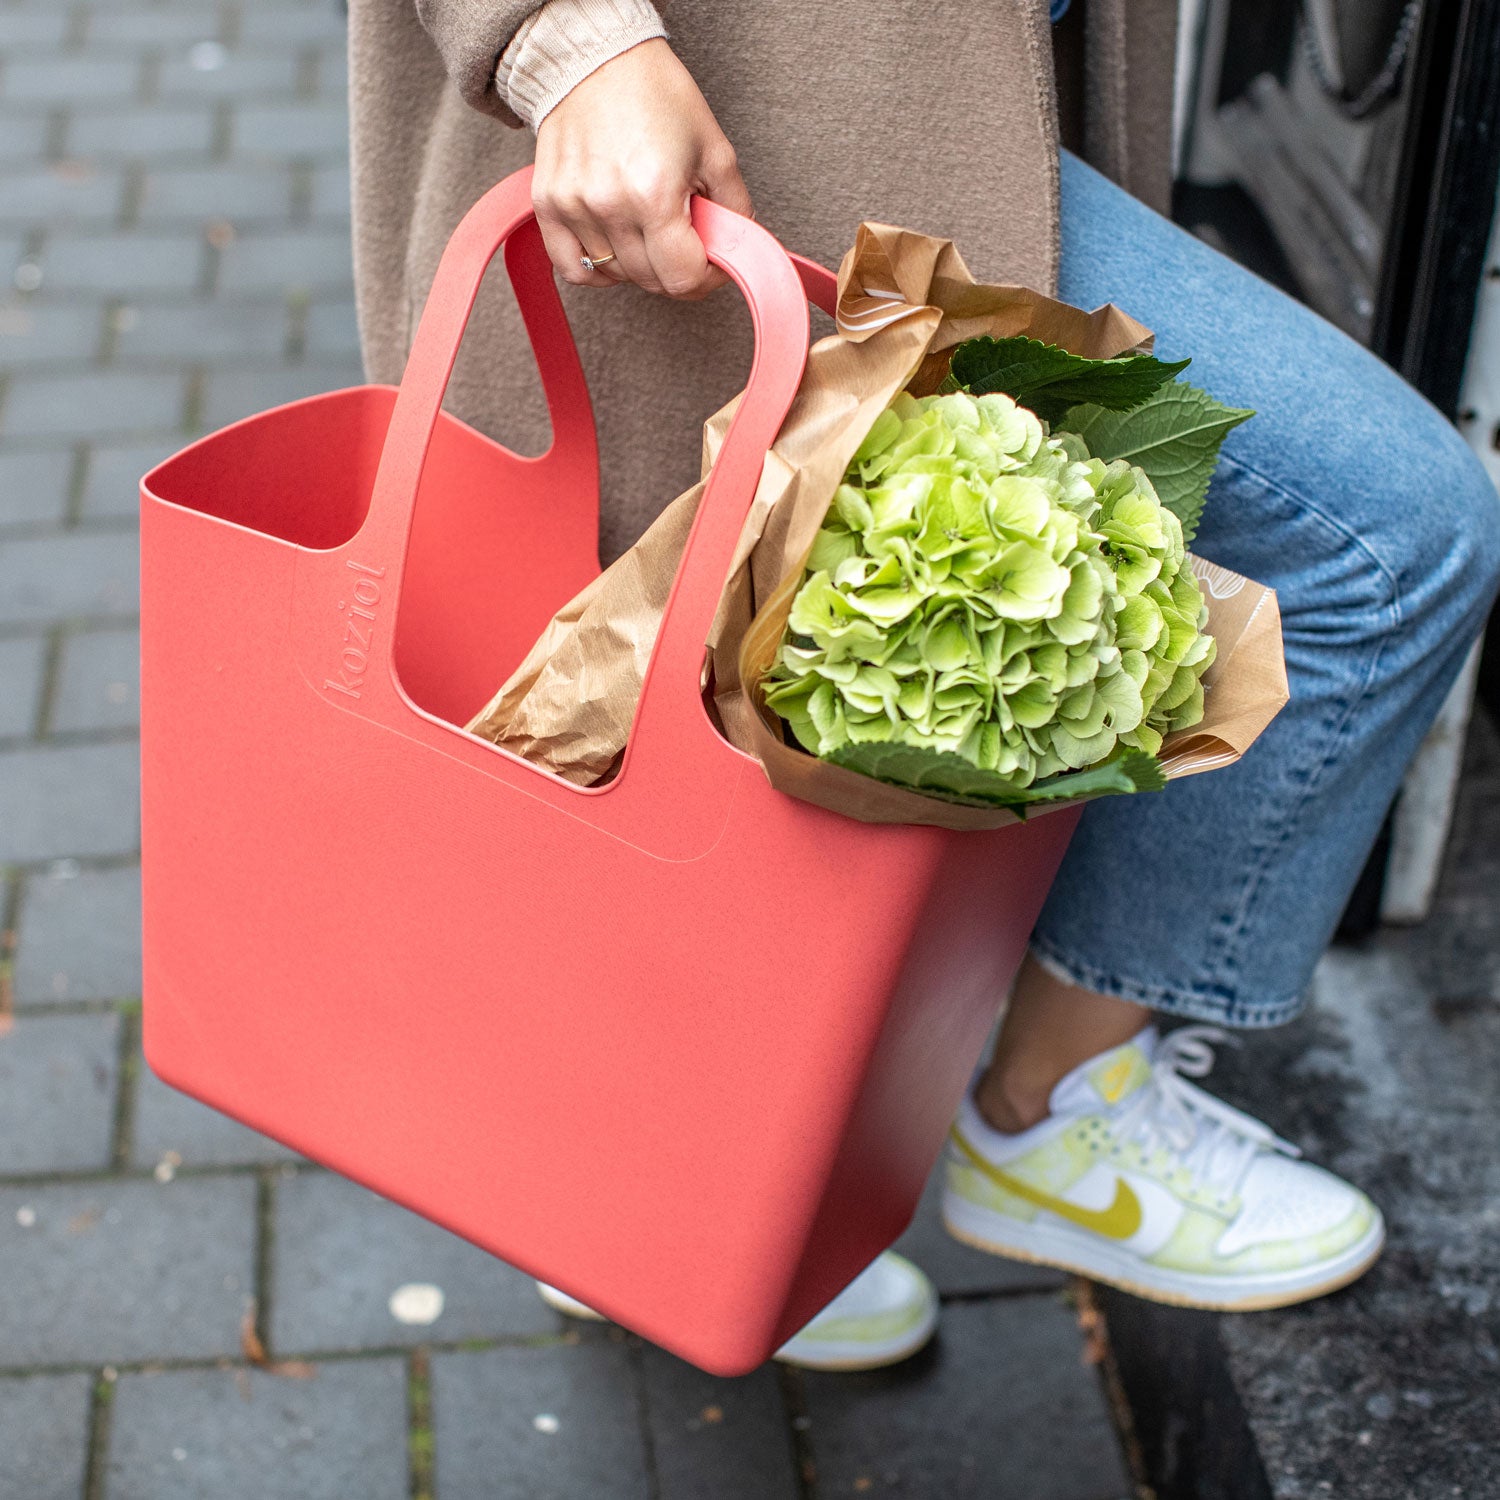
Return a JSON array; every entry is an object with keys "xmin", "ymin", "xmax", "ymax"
[
  {"xmin": 0, "ymin": 3, "xmax": 1133, "ymax": 1498},
  {"xmin": 1207, "ymin": 711, "xmax": 1500, "ymax": 1500}
]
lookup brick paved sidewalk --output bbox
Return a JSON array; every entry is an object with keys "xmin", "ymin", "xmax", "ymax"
[{"xmin": 0, "ymin": 3, "xmax": 1135, "ymax": 1496}]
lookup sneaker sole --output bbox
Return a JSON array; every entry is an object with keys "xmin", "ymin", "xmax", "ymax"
[
  {"xmin": 941, "ymin": 1194, "xmax": 1386, "ymax": 1311},
  {"xmin": 536, "ymin": 1282, "xmax": 607, "ymax": 1322},
  {"xmin": 774, "ymin": 1292, "xmax": 940, "ymax": 1372},
  {"xmin": 538, "ymin": 1281, "xmax": 939, "ymax": 1372}
]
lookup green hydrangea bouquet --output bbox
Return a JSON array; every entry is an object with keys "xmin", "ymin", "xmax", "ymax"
[{"xmin": 761, "ymin": 336, "xmax": 1252, "ymax": 810}]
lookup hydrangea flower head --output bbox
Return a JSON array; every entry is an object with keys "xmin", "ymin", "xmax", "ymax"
[{"xmin": 763, "ymin": 390, "xmax": 1215, "ymax": 788}]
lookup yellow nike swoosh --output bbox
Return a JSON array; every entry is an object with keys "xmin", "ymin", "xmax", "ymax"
[{"xmin": 949, "ymin": 1129, "xmax": 1144, "ymax": 1241}]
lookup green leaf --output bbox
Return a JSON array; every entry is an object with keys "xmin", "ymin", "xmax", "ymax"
[
  {"xmin": 1058, "ymin": 383, "xmax": 1254, "ymax": 544},
  {"xmin": 946, "ymin": 336, "xmax": 1190, "ymax": 425},
  {"xmin": 824, "ymin": 740, "xmax": 1166, "ymax": 811}
]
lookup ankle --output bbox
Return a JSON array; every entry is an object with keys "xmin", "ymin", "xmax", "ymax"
[{"xmin": 973, "ymin": 1069, "xmax": 1051, "ymax": 1136}]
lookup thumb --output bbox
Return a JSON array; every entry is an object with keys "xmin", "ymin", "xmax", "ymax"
[{"xmin": 697, "ymin": 140, "xmax": 754, "ymax": 221}]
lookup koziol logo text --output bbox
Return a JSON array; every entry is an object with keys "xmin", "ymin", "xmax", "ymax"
[{"xmin": 325, "ymin": 560, "xmax": 385, "ymax": 699}]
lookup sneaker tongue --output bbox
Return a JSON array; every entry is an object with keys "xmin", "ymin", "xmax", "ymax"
[{"xmin": 1049, "ymin": 1029, "xmax": 1157, "ymax": 1115}]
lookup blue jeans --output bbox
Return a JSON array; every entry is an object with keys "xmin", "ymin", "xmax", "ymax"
[{"xmin": 1031, "ymin": 152, "xmax": 1500, "ymax": 1027}]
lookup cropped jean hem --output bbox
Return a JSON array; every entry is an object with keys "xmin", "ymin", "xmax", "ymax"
[{"xmin": 1027, "ymin": 935, "xmax": 1308, "ymax": 1030}]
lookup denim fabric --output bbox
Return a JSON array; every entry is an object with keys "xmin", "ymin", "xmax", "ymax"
[{"xmin": 1032, "ymin": 151, "xmax": 1500, "ymax": 1027}]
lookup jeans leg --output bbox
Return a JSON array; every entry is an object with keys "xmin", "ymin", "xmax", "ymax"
[{"xmin": 1031, "ymin": 152, "xmax": 1500, "ymax": 1027}]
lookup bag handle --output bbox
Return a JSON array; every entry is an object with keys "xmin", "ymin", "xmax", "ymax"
[
  {"xmin": 616, "ymin": 206, "xmax": 817, "ymax": 779},
  {"xmin": 791, "ymin": 253, "xmax": 838, "ymax": 319},
  {"xmin": 355, "ymin": 165, "xmax": 815, "ymax": 788},
  {"xmin": 359, "ymin": 169, "xmax": 600, "ymax": 568}
]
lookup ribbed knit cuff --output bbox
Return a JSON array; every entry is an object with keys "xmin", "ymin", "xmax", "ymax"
[{"xmin": 497, "ymin": 0, "xmax": 669, "ymax": 131}]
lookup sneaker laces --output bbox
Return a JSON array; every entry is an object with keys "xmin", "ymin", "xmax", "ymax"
[{"xmin": 1113, "ymin": 1026, "xmax": 1300, "ymax": 1199}]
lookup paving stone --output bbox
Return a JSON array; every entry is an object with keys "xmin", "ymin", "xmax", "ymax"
[
  {"xmin": 892, "ymin": 1164, "xmax": 1065, "ymax": 1299},
  {"xmin": 0, "ymin": 1176, "xmax": 254, "ymax": 1365},
  {"xmin": 304, "ymin": 298, "xmax": 359, "ymax": 357},
  {"xmin": 0, "ymin": 527, "xmax": 140, "ymax": 623},
  {"xmin": 73, "ymin": 0, "xmax": 204, "ymax": 9},
  {"xmin": 0, "ymin": 300, "xmax": 107, "ymax": 366},
  {"xmin": 106, "ymin": 1361, "xmax": 410, "ymax": 1500},
  {"xmin": 231, "ymin": 102, "xmax": 349, "ymax": 159},
  {"xmin": 139, "ymin": 164, "xmax": 295, "ymax": 223},
  {"xmin": 84, "ymin": 11, "xmax": 226, "ymax": 47},
  {"xmin": 309, "ymin": 163, "xmax": 350, "ymax": 219},
  {"xmin": 1186, "ymin": 717, "xmax": 1500, "ymax": 1500},
  {"xmin": 52, "ymin": 626, "xmax": 139, "ymax": 732},
  {"xmin": 2, "ymin": 52, "xmax": 144, "ymax": 105},
  {"xmin": 0, "ymin": 12, "xmax": 70, "ymax": 47},
  {"xmin": 638, "ymin": 1345, "xmax": 801, "ymax": 1500},
  {"xmin": 42, "ymin": 233, "xmax": 205, "ymax": 294},
  {"xmin": 239, "ymin": 5, "xmax": 351, "ymax": 46},
  {"xmin": 272, "ymin": 1172, "xmax": 555, "ymax": 1353},
  {"xmin": 0, "ymin": 164, "xmax": 126, "ymax": 224},
  {"xmin": 0, "ymin": 741, "xmax": 140, "ymax": 863},
  {"xmin": 85, "ymin": 438, "xmax": 177, "ymax": 518},
  {"xmin": 0, "ymin": 114, "xmax": 49, "ymax": 165},
  {"xmin": 68, "ymin": 105, "xmax": 216, "ymax": 160},
  {"xmin": 799, "ymin": 1296, "xmax": 1131, "ymax": 1500},
  {"xmin": 3, "ymin": 370, "xmax": 184, "ymax": 440},
  {"xmin": 159, "ymin": 49, "xmax": 300, "ymax": 99},
  {"xmin": 432, "ymin": 1341, "xmax": 651, "ymax": 1500},
  {"xmin": 0, "ymin": 1012, "xmax": 120, "ymax": 1173},
  {"xmin": 316, "ymin": 43, "xmax": 349, "ymax": 93},
  {"xmin": 201, "ymin": 360, "xmax": 361, "ymax": 428},
  {"xmin": 14, "ymin": 864, "xmax": 142, "ymax": 1004},
  {"xmin": 134, "ymin": 1041, "xmax": 300, "ymax": 1169},
  {"xmin": 0, "ymin": 634, "xmax": 45, "ymax": 738},
  {"xmin": 0, "ymin": 1373, "xmax": 93, "ymax": 1500},
  {"xmin": 117, "ymin": 299, "xmax": 289, "ymax": 361},
  {"xmin": 0, "ymin": 447, "xmax": 73, "ymax": 526},
  {"xmin": 215, "ymin": 227, "xmax": 352, "ymax": 294}
]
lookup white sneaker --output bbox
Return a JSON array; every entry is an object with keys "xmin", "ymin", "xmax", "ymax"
[
  {"xmin": 537, "ymin": 1250, "xmax": 938, "ymax": 1371},
  {"xmin": 943, "ymin": 1025, "xmax": 1384, "ymax": 1310}
]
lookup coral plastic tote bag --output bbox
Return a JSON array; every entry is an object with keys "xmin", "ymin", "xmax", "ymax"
[{"xmin": 139, "ymin": 168, "xmax": 1078, "ymax": 1375}]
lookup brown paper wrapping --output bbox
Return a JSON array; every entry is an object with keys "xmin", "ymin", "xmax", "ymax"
[
  {"xmin": 731, "ymin": 545, "xmax": 1286, "ymax": 830},
  {"xmin": 467, "ymin": 223, "xmax": 1290, "ymax": 825}
]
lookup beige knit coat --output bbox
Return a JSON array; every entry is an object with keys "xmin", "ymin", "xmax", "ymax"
[{"xmin": 347, "ymin": 0, "xmax": 1178, "ymax": 563}]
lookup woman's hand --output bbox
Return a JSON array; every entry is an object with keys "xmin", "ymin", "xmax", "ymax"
[{"xmin": 531, "ymin": 38, "xmax": 752, "ymax": 299}]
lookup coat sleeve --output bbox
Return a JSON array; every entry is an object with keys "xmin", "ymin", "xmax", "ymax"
[
  {"xmin": 414, "ymin": 0, "xmax": 667, "ymax": 129},
  {"xmin": 1082, "ymin": 0, "xmax": 1177, "ymax": 215},
  {"xmin": 413, "ymin": 0, "xmax": 543, "ymax": 124},
  {"xmin": 500, "ymin": 0, "xmax": 668, "ymax": 129}
]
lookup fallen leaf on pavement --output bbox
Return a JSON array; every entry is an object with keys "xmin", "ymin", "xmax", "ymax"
[{"xmin": 240, "ymin": 1306, "xmax": 317, "ymax": 1379}]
